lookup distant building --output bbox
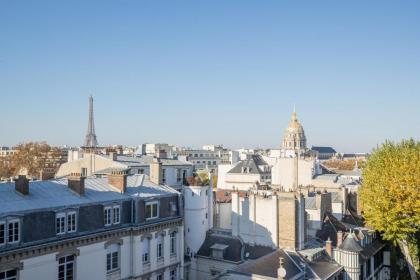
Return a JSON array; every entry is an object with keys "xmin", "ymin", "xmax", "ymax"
[
  {"xmin": 0, "ymin": 146, "xmax": 16, "ymax": 157},
  {"xmin": 178, "ymin": 146, "xmax": 239, "ymax": 173},
  {"xmin": 216, "ymin": 155, "xmax": 271, "ymax": 191},
  {"xmin": 56, "ymin": 153, "xmax": 193, "ymax": 190},
  {"xmin": 312, "ymin": 146, "xmax": 337, "ymax": 160}
]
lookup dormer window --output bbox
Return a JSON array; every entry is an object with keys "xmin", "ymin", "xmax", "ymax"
[
  {"xmin": 210, "ymin": 243, "xmax": 228, "ymax": 260},
  {"xmin": 104, "ymin": 205, "xmax": 121, "ymax": 226},
  {"xmin": 145, "ymin": 201, "xmax": 159, "ymax": 220},
  {"xmin": 0, "ymin": 218, "xmax": 20, "ymax": 246},
  {"xmin": 55, "ymin": 210, "xmax": 77, "ymax": 235}
]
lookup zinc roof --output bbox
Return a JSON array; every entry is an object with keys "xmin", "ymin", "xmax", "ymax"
[{"xmin": 0, "ymin": 174, "xmax": 178, "ymax": 215}]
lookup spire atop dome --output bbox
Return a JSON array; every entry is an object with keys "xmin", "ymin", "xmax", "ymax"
[{"xmin": 281, "ymin": 108, "xmax": 307, "ymax": 154}]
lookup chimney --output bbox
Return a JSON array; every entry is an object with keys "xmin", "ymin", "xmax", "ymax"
[
  {"xmin": 39, "ymin": 168, "xmax": 55, "ymax": 180},
  {"xmin": 109, "ymin": 152, "xmax": 117, "ymax": 161},
  {"xmin": 150, "ymin": 158, "xmax": 162, "ymax": 185},
  {"xmin": 337, "ymin": 231, "xmax": 343, "ymax": 247},
  {"xmin": 108, "ymin": 170, "xmax": 127, "ymax": 193},
  {"xmin": 15, "ymin": 175, "xmax": 29, "ymax": 195},
  {"xmin": 325, "ymin": 237, "xmax": 333, "ymax": 257},
  {"xmin": 68, "ymin": 173, "xmax": 85, "ymax": 196}
]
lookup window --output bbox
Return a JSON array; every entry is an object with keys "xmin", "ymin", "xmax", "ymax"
[
  {"xmin": 58, "ymin": 255, "xmax": 74, "ymax": 280},
  {"xmin": 56, "ymin": 213, "xmax": 66, "ymax": 235},
  {"xmin": 157, "ymin": 274, "xmax": 163, "ymax": 280},
  {"xmin": 113, "ymin": 206, "xmax": 120, "ymax": 224},
  {"xmin": 104, "ymin": 207, "xmax": 112, "ymax": 226},
  {"xmin": 104, "ymin": 205, "xmax": 120, "ymax": 226},
  {"xmin": 81, "ymin": 167, "xmax": 87, "ymax": 177},
  {"xmin": 0, "ymin": 222, "xmax": 5, "ymax": 245},
  {"xmin": 0, "ymin": 219, "xmax": 20, "ymax": 245},
  {"xmin": 170, "ymin": 232, "xmax": 176, "ymax": 255},
  {"xmin": 176, "ymin": 168, "xmax": 181, "ymax": 183},
  {"xmin": 142, "ymin": 238, "xmax": 150, "ymax": 263},
  {"xmin": 162, "ymin": 169, "xmax": 166, "ymax": 184},
  {"xmin": 0, "ymin": 269, "xmax": 17, "ymax": 280},
  {"xmin": 170, "ymin": 269, "xmax": 176, "ymax": 280},
  {"xmin": 145, "ymin": 202, "xmax": 159, "ymax": 219},
  {"xmin": 67, "ymin": 212, "xmax": 77, "ymax": 233},
  {"xmin": 138, "ymin": 169, "xmax": 144, "ymax": 174},
  {"xmin": 106, "ymin": 244, "xmax": 119, "ymax": 273},
  {"xmin": 7, "ymin": 220, "xmax": 19, "ymax": 243},
  {"xmin": 156, "ymin": 235, "xmax": 163, "ymax": 260}
]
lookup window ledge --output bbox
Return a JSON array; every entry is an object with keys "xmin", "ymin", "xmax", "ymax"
[{"xmin": 106, "ymin": 268, "xmax": 120, "ymax": 275}]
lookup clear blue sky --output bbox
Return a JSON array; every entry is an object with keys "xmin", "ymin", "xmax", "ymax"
[{"xmin": 1, "ymin": 1, "xmax": 419, "ymax": 152}]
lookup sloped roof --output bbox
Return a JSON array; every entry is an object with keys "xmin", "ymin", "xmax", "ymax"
[
  {"xmin": 233, "ymin": 249, "xmax": 302, "ymax": 279},
  {"xmin": 196, "ymin": 233, "xmax": 274, "ymax": 263},
  {"xmin": 227, "ymin": 155, "xmax": 268, "ymax": 175},
  {"xmin": 0, "ymin": 174, "xmax": 178, "ymax": 215},
  {"xmin": 312, "ymin": 146, "xmax": 337, "ymax": 154},
  {"xmin": 339, "ymin": 233, "xmax": 363, "ymax": 252}
]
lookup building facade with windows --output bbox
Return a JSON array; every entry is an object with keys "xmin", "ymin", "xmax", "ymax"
[{"xmin": 0, "ymin": 173, "xmax": 184, "ymax": 280}]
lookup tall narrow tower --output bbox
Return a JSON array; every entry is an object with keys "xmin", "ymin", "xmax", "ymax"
[{"xmin": 84, "ymin": 96, "xmax": 98, "ymax": 148}]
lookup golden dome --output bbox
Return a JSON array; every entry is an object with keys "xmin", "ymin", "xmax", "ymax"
[{"xmin": 282, "ymin": 109, "xmax": 307, "ymax": 150}]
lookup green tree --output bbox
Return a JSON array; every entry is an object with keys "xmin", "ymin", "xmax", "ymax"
[{"xmin": 360, "ymin": 139, "xmax": 420, "ymax": 279}]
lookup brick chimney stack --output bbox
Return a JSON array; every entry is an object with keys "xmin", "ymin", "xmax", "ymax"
[
  {"xmin": 325, "ymin": 237, "xmax": 333, "ymax": 257},
  {"xmin": 15, "ymin": 175, "xmax": 29, "ymax": 195},
  {"xmin": 108, "ymin": 170, "xmax": 128, "ymax": 193},
  {"xmin": 150, "ymin": 158, "xmax": 162, "ymax": 185},
  {"xmin": 68, "ymin": 173, "xmax": 85, "ymax": 196}
]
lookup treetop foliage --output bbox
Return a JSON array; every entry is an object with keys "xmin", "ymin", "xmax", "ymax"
[{"xmin": 360, "ymin": 139, "xmax": 420, "ymax": 243}]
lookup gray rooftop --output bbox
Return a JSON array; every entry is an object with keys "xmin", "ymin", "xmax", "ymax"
[
  {"xmin": 233, "ymin": 249, "xmax": 302, "ymax": 279},
  {"xmin": 0, "ymin": 174, "xmax": 178, "ymax": 215},
  {"xmin": 339, "ymin": 233, "xmax": 363, "ymax": 252},
  {"xmin": 227, "ymin": 155, "xmax": 269, "ymax": 175}
]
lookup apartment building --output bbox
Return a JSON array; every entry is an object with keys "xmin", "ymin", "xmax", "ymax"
[{"xmin": 0, "ymin": 172, "xmax": 184, "ymax": 280}]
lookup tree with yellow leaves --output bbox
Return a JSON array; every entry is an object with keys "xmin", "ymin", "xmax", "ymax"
[{"xmin": 360, "ymin": 139, "xmax": 420, "ymax": 279}]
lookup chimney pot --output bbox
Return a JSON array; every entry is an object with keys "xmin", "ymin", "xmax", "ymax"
[
  {"xmin": 337, "ymin": 231, "xmax": 343, "ymax": 247},
  {"xmin": 15, "ymin": 175, "xmax": 29, "ymax": 195}
]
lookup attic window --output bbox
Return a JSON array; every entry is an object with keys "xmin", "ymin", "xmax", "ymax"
[{"xmin": 210, "ymin": 243, "xmax": 228, "ymax": 260}]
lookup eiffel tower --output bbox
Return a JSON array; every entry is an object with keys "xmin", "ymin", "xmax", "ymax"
[{"xmin": 84, "ymin": 95, "xmax": 99, "ymax": 148}]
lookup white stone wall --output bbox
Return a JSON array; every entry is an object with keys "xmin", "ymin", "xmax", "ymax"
[
  {"xmin": 231, "ymin": 193, "xmax": 278, "ymax": 247},
  {"xmin": 56, "ymin": 154, "xmax": 126, "ymax": 177},
  {"xmin": 306, "ymin": 208, "xmax": 322, "ymax": 238},
  {"xmin": 216, "ymin": 164, "xmax": 233, "ymax": 189},
  {"xmin": 332, "ymin": 201, "xmax": 344, "ymax": 220},
  {"xmin": 216, "ymin": 202, "xmax": 232, "ymax": 229},
  {"xmin": 271, "ymin": 157, "xmax": 316, "ymax": 191},
  {"xmin": 17, "ymin": 227, "xmax": 183, "ymax": 280}
]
